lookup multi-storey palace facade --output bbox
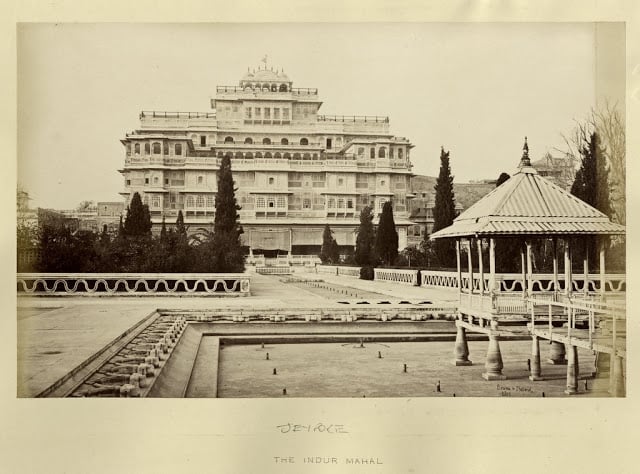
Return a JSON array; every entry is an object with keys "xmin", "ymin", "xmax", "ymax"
[{"xmin": 120, "ymin": 65, "xmax": 415, "ymax": 257}]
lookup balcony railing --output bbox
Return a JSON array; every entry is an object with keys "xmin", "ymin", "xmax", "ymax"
[
  {"xmin": 317, "ymin": 115, "xmax": 389, "ymax": 123},
  {"xmin": 139, "ymin": 111, "xmax": 216, "ymax": 119}
]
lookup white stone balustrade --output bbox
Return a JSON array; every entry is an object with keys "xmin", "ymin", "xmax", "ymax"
[
  {"xmin": 373, "ymin": 268, "xmax": 419, "ymax": 286},
  {"xmin": 337, "ymin": 266, "xmax": 361, "ymax": 277},
  {"xmin": 315, "ymin": 265, "xmax": 339, "ymax": 275},
  {"xmin": 16, "ymin": 273, "xmax": 251, "ymax": 296},
  {"xmin": 255, "ymin": 266, "xmax": 292, "ymax": 275}
]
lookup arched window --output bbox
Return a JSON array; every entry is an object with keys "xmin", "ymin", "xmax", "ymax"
[
  {"xmin": 312, "ymin": 153, "xmax": 318, "ymax": 160},
  {"xmin": 145, "ymin": 143, "xmax": 150, "ymax": 154},
  {"xmin": 370, "ymin": 148, "xmax": 375, "ymax": 159},
  {"xmin": 244, "ymin": 85, "xmax": 252, "ymax": 91},
  {"xmin": 255, "ymin": 152, "xmax": 263, "ymax": 159},
  {"xmin": 271, "ymin": 84, "xmax": 278, "ymax": 92},
  {"xmin": 224, "ymin": 152, "xmax": 232, "ymax": 159},
  {"xmin": 153, "ymin": 142, "xmax": 161, "ymax": 154},
  {"xmin": 274, "ymin": 152, "xmax": 282, "ymax": 159},
  {"xmin": 264, "ymin": 152, "xmax": 272, "ymax": 158},
  {"xmin": 303, "ymin": 153, "xmax": 311, "ymax": 160},
  {"xmin": 245, "ymin": 152, "xmax": 253, "ymax": 159},
  {"xmin": 283, "ymin": 153, "xmax": 291, "ymax": 159},
  {"xmin": 358, "ymin": 147, "xmax": 365, "ymax": 156},
  {"xmin": 235, "ymin": 152, "xmax": 243, "ymax": 159},
  {"xmin": 398, "ymin": 148, "xmax": 403, "ymax": 159},
  {"xmin": 134, "ymin": 143, "xmax": 140, "ymax": 155},
  {"xmin": 263, "ymin": 138, "xmax": 271, "ymax": 145},
  {"xmin": 378, "ymin": 147, "xmax": 386, "ymax": 158},
  {"xmin": 279, "ymin": 84, "xmax": 288, "ymax": 92},
  {"xmin": 224, "ymin": 136, "xmax": 234, "ymax": 144},
  {"xmin": 293, "ymin": 153, "xmax": 301, "ymax": 160},
  {"xmin": 281, "ymin": 138, "xmax": 289, "ymax": 145},
  {"xmin": 300, "ymin": 138, "xmax": 309, "ymax": 146},
  {"xmin": 244, "ymin": 137, "xmax": 253, "ymax": 144},
  {"xmin": 175, "ymin": 143, "xmax": 182, "ymax": 155},
  {"xmin": 153, "ymin": 177, "xmax": 159, "ymax": 184}
]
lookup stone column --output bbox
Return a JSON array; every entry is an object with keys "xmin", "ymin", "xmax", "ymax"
[
  {"xmin": 552, "ymin": 237, "xmax": 559, "ymax": 299},
  {"xmin": 488, "ymin": 238, "xmax": 496, "ymax": 294},
  {"xmin": 456, "ymin": 240, "xmax": 462, "ymax": 296},
  {"xmin": 611, "ymin": 355, "xmax": 625, "ymax": 397},
  {"xmin": 467, "ymin": 239, "xmax": 473, "ymax": 294},
  {"xmin": 529, "ymin": 336, "xmax": 543, "ymax": 381},
  {"xmin": 595, "ymin": 351, "xmax": 610, "ymax": 378},
  {"xmin": 482, "ymin": 321, "xmax": 506, "ymax": 380},
  {"xmin": 564, "ymin": 345, "xmax": 579, "ymax": 395},
  {"xmin": 453, "ymin": 324, "xmax": 472, "ymax": 366},
  {"xmin": 547, "ymin": 341, "xmax": 567, "ymax": 365}
]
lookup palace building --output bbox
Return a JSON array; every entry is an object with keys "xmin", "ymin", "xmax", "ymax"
[{"xmin": 119, "ymin": 64, "xmax": 415, "ymax": 258}]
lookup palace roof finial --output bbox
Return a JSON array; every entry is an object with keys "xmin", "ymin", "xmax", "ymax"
[{"xmin": 519, "ymin": 136, "xmax": 531, "ymax": 168}]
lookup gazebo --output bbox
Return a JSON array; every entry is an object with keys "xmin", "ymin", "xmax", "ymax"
[{"xmin": 430, "ymin": 138, "xmax": 625, "ymax": 395}]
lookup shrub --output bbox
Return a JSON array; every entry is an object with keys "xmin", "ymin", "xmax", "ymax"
[{"xmin": 360, "ymin": 265, "xmax": 375, "ymax": 280}]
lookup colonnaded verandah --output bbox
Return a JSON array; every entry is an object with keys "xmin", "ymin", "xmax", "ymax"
[{"xmin": 119, "ymin": 63, "xmax": 415, "ymax": 258}]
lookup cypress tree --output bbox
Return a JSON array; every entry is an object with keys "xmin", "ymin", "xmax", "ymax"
[
  {"xmin": 123, "ymin": 192, "xmax": 152, "ymax": 236},
  {"xmin": 432, "ymin": 147, "xmax": 457, "ymax": 267},
  {"xmin": 571, "ymin": 132, "xmax": 611, "ymax": 268},
  {"xmin": 355, "ymin": 205, "xmax": 376, "ymax": 266},
  {"xmin": 375, "ymin": 201, "xmax": 398, "ymax": 266},
  {"xmin": 210, "ymin": 155, "xmax": 244, "ymax": 273},
  {"xmin": 320, "ymin": 224, "xmax": 339, "ymax": 264}
]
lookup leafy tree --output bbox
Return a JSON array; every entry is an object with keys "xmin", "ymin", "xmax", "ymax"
[
  {"xmin": 355, "ymin": 205, "xmax": 376, "ymax": 266},
  {"xmin": 320, "ymin": 224, "xmax": 339, "ymax": 264},
  {"xmin": 208, "ymin": 156, "xmax": 245, "ymax": 273},
  {"xmin": 496, "ymin": 172, "xmax": 510, "ymax": 187},
  {"xmin": 432, "ymin": 147, "xmax": 457, "ymax": 267},
  {"xmin": 123, "ymin": 192, "xmax": 152, "ymax": 237},
  {"xmin": 375, "ymin": 201, "xmax": 398, "ymax": 266}
]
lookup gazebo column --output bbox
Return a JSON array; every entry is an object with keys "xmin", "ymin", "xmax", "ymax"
[
  {"xmin": 564, "ymin": 239, "xmax": 573, "ymax": 297},
  {"xmin": 520, "ymin": 244, "xmax": 526, "ymax": 296},
  {"xmin": 525, "ymin": 240, "xmax": 533, "ymax": 298},
  {"xmin": 599, "ymin": 241, "xmax": 606, "ymax": 300},
  {"xmin": 482, "ymin": 320, "xmax": 506, "ymax": 380},
  {"xmin": 583, "ymin": 253, "xmax": 589, "ymax": 297},
  {"xmin": 453, "ymin": 322, "xmax": 472, "ymax": 366},
  {"xmin": 456, "ymin": 239, "xmax": 462, "ymax": 301},
  {"xmin": 477, "ymin": 238, "xmax": 485, "ymax": 296},
  {"xmin": 467, "ymin": 238, "xmax": 474, "ymax": 296},
  {"xmin": 529, "ymin": 335, "xmax": 544, "ymax": 381},
  {"xmin": 489, "ymin": 238, "xmax": 496, "ymax": 295},
  {"xmin": 552, "ymin": 237, "xmax": 559, "ymax": 300}
]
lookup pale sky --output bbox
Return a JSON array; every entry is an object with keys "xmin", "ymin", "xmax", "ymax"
[{"xmin": 18, "ymin": 23, "xmax": 601, "ymax": 209}]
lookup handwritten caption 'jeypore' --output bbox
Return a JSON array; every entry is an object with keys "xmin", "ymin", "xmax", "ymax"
[{"xmin": 276, "ymin": 422, "xmax": 348, "ymax": 434}]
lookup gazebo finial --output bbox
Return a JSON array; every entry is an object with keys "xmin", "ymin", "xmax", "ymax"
[{"xmin": 519, "ymin": 136, "xmax": 531, "ymax": 168}]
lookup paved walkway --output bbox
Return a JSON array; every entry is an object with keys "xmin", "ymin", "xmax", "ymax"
[{"xmin": 16, "ymin": 271, "xmax": 458, "ymax": 397}]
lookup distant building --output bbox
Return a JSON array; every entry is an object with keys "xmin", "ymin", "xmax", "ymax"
[
  {"xmin": 407, "ymin": 175, "xmax": 493, "ymax": 248},
  {"xmin": 530, "ymin": 153, "xmax": 576, "ymax": 191},
  {"xmin": 97, "ymin": 201, "xmax": 124, "ymax": 233}
]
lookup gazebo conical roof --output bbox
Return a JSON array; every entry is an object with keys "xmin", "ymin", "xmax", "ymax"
[{"xmin": 430, "ymin": 139, "xmax": 625, "ymax": 239}]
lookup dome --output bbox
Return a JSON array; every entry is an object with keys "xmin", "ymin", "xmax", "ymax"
[
  {"xmin": 252, "ymin": 68, "xmax": 281, "ymax": 82},
  {"xmin": 241, "ymin": 70, "xmax": 254, "ymax": 81},
  {"xmin": 277, "ymin": 70, "xmax": 290, "ymax": 82}
]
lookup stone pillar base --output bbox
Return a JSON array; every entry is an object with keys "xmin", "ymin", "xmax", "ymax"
[
  {"xmin": 564, "ymin": 388, "xmax": 578, "ymax": 395},
  {"xmin": 529, "ymin": 375, "xmax": 545, "ymax": 381},
  {"xmin": 547, "ymin": 359, "xmax": 568, "ymax": 365},
  {"xmin": 454, "ymin": 360, "xmax": 473, "ymax": 366},
  {"xmin": 482, "ymin": 372, "xmax": 507, "ymax": 381}
]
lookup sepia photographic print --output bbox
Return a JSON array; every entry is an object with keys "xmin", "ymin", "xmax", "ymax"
[
  {"xmin": 5, "ymin": 7, "xmax": 638, "ymax": 472},
  {"xmin": 16, "ymin": 22, "xmax": 626, "ymax": 400}
]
